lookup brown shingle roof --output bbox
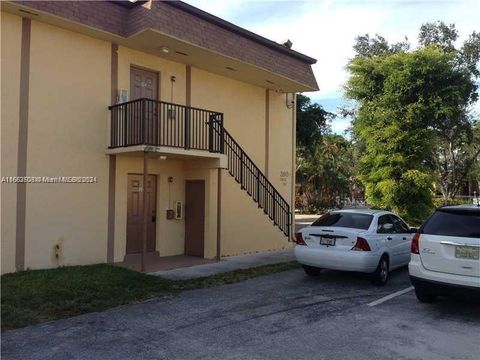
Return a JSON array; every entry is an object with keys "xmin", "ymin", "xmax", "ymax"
[{"xmin": 14, "ymin": 0, "xmax": 319, "ymax": 90}]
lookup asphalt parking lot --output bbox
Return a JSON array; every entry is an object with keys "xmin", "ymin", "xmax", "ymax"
[{"xmin": 2, "ymin": 267, "xmax": 479, "ymax": 360}]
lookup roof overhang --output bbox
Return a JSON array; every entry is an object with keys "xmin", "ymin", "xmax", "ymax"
[
  {"xmin": 126, "ymin": 28, "xmax": 317, "ymax": 92},
  {"xmin": 2, "ymin": 1, "xmax": 319, "ymax": 92}
]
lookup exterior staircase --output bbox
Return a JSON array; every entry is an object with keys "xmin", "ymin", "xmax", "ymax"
[
  {"xmin": 213, "ymin": 124, "xmax": 291, "ymax": 237},
  {"xmin": 109, "ymin": 98, "xmax": 291, "ymax": 237}
]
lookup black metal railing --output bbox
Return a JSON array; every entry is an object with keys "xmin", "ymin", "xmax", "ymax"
[
  {"xmin": 108, "ymin": 98, "xmax": 224, "ymax": 153},
  {"xmin": 216, "ymin": 127, "xmax": 291, "ymax": 237}
]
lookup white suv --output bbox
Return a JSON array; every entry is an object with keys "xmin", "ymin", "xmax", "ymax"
[{"xmin": 409, "ymin": 205, "xmax": 480, "ymax": 302}]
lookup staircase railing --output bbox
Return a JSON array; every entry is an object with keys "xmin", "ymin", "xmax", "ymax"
[{"xmin": 213, "ymin": 122, "xmax": 290, "ymax": 237}]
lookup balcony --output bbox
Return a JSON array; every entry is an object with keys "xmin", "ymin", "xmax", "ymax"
[{"xmin": 107, "ymin": 98, "xmax": 224, "ymax": 157}]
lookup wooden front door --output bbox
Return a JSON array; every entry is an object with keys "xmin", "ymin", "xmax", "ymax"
[
  {"xmin": 127, "ymin": 174, "xmax": 157, "ymax": 254},
  {"xmin": 130, "ymin": 67, "xmax": 159, "ymax": 145},
  {"xmin": 130, "ymin": 67, "xmax": 158, "ymax": 100},
  {"xmin": 185, "ymin": 180, "xmax": 205, "ymax": 257}
]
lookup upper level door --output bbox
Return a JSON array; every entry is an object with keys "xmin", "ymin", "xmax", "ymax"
[
  {"xmin": 130, "ymin": 67, "xmax": 158, "ymax": 100},
  {"xmin": 130, "ymin": 67, "xmax": 159, "ymax": 144}
]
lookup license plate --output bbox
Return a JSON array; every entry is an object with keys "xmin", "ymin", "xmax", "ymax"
[
  {"xmin": 455, "ymin": 246, "xmax": 480, "ymax": 260},
  {"xmin": 320, "ymin": 237, "xmax": 335, "ymax": 246}
]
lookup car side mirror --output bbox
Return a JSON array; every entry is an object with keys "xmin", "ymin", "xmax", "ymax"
[{"xmin": 409, "ymin": 227, "xmax": 418, "ymax": 233}]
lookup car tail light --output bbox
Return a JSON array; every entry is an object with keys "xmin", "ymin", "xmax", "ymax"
[
  {"xmin": 295, "ymin": 232, "xmax": 306, "ymax": 246},
  {"xmin": 352, "ymin": 237, "xmax": 371, "ymax": 251},
  {"xmin": 411, "ymin": 232, "xmax": 420, "ymax": 254}
]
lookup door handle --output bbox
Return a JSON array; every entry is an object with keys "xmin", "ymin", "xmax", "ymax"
[
  {"xmin": 387, "ymin": 236, "xmax": 393, "ymax": 241},
  {"xmin": 403, "ymin": 237, "xmax": 407, "ymax": 240}
]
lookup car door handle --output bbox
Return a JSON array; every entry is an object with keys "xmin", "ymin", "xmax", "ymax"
[
  {"xmin": 403, "ymin": 237, "xmax": 407, "ymax": 240},
  {"xmin": 387, "ymin": 236, "xmax": 393, "ymax": 241}
]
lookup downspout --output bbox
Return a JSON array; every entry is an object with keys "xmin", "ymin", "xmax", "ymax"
[
  {"xmin": 291, "ymin": 93, "xmax": 297, "ymax": 241},
  {"xmin": 216, "ymin": 168, "xmax": 222, "ymax": 260},
  {"xmin": 141, "ymin": 151, "xmax": 148, "ymax": 272}
]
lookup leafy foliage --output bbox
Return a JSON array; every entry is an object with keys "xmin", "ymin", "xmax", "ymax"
[
  {"xmin": 296, "ymin": 94, "xmax": 334, "ymax": 154},
  {"xmin": 418, "ymin": 21, "xmax": 458, "ymax": 52},
  {"xmin": 346, "ymin": 21, "xmax": 480, "ymax": 223},
  {"xmin": 295, "ymin": 93, "xmax": 360, "ymax": 213},
  {"xmin": 353, "ymin": 33, "xmax": 410, "ymax": 57},
  {"xmin": 297, "ymin": 134, "xmax": 356, "ymax": 212}
]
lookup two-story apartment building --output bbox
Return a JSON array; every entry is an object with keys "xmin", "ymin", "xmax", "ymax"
[{"xmin": 1, "ymin": 0, "xmax": 318, "ymax": 273}]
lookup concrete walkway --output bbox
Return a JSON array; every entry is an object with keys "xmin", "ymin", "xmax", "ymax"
[{"xmin": 151, "ymin": 248, "xmax": 294, "ymax": 280}]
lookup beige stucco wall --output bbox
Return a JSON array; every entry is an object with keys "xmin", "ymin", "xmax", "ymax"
[
  {"xmin": 190, "ymin": 67, "xmax": 266, "ymax": 168},
  {"xmin": 268, "ymin": 91, "xmax": 294, "ymax": 202},
  {"xmin": 1, "ymin": 12, "xmax": 22, "ymax": 274},
  {"xmin": 23, "ymin": 20, "xmax": 111, "ymax": 270},
  {"xmin": 220, "ymin": 172, "xmax": 291, "ymax": 256},
  {"xmin": 190, "ymin": 68, "xmax": 293, "ymax": 255}
]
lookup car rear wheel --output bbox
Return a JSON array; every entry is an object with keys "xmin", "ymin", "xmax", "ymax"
[
  {"xmin": 372, "ymin": 256, "xmax": 389, "ymax": 286},
  {"xmin": 414, "ymin": 285, "xmax": 437, "ymax": 303},
  {"xmin": 303, "ymin": 265, "xmax": 321, "ymax": 276}
]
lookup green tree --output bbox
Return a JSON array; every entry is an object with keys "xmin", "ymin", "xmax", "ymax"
[
  {"xmin": 418, "ymin": 21, "xmax": 458, "ymax": 52},
  {"xmin": 346, "ymin": 22, "xmax": 479, "ymax": 222},
  {"xmin": 353, "ymin": 33, "xmax": 409, "ymax": 57},
  {"xmin": 297, "ymin": 134, "xmax": 355, "ymax": 212},
  {"xmin": 434, "ymin": 115, "xmax": 480, "ymax": 201},
  {"xmin": 296, "ymin": 94, "xmax": 333, "ymax": 154},
  {"xmin": 418, "ymin": 22, "xmax": 480, "ymax": 202}
]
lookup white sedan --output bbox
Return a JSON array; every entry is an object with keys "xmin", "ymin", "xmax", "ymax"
[{"xmin": 294, "ymin": 209, "xmax": 414, "ymax": 285}]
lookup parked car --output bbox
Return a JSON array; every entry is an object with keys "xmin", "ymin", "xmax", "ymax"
[
  {"xmin": 409, "ymin": 205, "xmax": 480, "ymax": 302},
  {"xmin": 294, "ymin": 209, "xmax": 414, "ymax": 285}
]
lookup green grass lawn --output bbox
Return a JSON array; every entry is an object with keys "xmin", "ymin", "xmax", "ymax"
[{"xmin": 1, "ymin": 261, "xmax": 300, "ymax": 332}]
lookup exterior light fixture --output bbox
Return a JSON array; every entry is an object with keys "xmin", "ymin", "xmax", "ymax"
[
  {"xmin": 159, "ymin": 46, "xmax": 170, "ymax": 53},
  {"xmin": 285, "ymin": 93, "xmax": 295, "ymax": 109}
]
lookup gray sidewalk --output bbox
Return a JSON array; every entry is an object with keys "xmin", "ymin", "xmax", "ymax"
[{"xmin": 150, "ymin": 248, "xmax": 295, "ymax": 280}]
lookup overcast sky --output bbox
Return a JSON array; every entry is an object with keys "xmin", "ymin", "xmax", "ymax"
[{"xmin": 185, "ymin": 0, "xmax": 480, "ymax": 134}]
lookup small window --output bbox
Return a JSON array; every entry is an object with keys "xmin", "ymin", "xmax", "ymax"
[{"xmin": 312, "ymin": 212, "xmax": 373, "ymax": 230}]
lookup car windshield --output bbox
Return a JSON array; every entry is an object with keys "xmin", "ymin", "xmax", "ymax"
[
  {"xmin": 312, "ymin": 212, "xmax": 373, "ymax": 230},
  {"xmin": 422, "ymin": 209, "xmax": 480, "ymax": 238}
]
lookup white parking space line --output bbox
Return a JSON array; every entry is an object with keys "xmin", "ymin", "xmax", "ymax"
[{"xmin": 367, "ymin": 286, "xmax": 414, "ymax": 307}]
